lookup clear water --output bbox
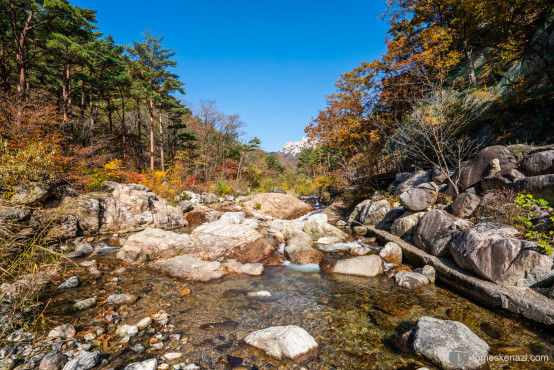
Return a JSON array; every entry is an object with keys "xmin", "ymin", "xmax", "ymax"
[{"xmin": 43, "ymin": 250, "xmax": 554, "ymax": 369}]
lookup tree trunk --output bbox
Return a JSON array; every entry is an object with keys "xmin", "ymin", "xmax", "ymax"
[
  {"xmin": 158, "ymin": 103, "xmax": 165, "ymax": 172},
  {"xmin": 136, "ymin": 101, "xmax": 143, "ymax": 171},
  {"xmin": 148, "ymin": 98, "xmax": 155, "ymax": 171},
  {"xmin": 62, "ymin": 63, "xmax": 72, "ymax": 125},
  {"xmin": 463, "ymin": 39, "xmax": 477, "ymax": 86}
]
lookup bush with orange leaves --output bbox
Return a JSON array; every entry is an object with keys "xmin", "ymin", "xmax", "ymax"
[{"xmin": 0, "ymin": 93, "xmax": 65, "ymax": 192}]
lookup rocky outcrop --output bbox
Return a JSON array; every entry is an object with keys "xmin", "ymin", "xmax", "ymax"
[
  {"xmin": 481, "ymin": 168, "xmax": 525, "ymax": 191},
  {"xmin": 239, "ymin": 193, "xmax": 313, "ymax": 219},
  {"xmin": 325, "ymin": 255, "xmax": 384, "ymax": 277},
  {"xmin": 399, "ymin": 183, "xmax": 438, "ymax": 212},
  {"xmin": 10, "ymin": 182, "xmax": 51, "ymax": 205},
  {"xmin": 412, "ymin": 317, "xmax": 489, "ymax": 370},
  {"xmin": 243, "ymin": 325, "xmax": 318, "ymax": 360},
  {"xmin": 450, "ymin": 191, "xmax": 480, "ymax": 218},
  {"xmin": 117, "ymin": 228, "xmax": 195, "ymax": 264},
  {"xmin": 450, "ymin": 145, "xmax": 518, "ymax": 193},
  {"xmin": 303, "ymin": 215, "xmax": 348, "ymax": 241},
  {"xmin": 191, "ymin": 222, "xmax": 262, "ymax": 260},
  {"xmin": 520, "ymin": 150, "xmax": 554, "ymax": 176},
  {"xmin": 413, "ymin": 209, "xmax": 466, "ymax": 257},
  {"xmin": 450, "ymin": 222, "xmax": 553, "ymax": 286}
]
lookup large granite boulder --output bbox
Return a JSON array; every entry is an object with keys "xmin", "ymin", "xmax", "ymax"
[
  {"xmin": 394, "ymin": 170, "xmax": 432, "ymax": 195},
  {"xmin": 450, "ymin": 222, "xmax": 553, "ymax": 286},
  {"xmin": 450, "ymin": 191, "xmax": 480, "ymax": 218},
  {"xmin": 514, "ymin": 175, "xmax": 554, "ymax": 203},
  {"xmin": 399, "ymin": 183, "xmax": 438, "ymax": 212},
  {"xmin": 325, "ymin": 255, "xmax": 384, "ymax": 277},
  {"xmin": 449, "ymin": 145, "xmax": 517, "ymax": 193},
  {"xmin": 239, "ymin": 193, "xmax": 313, "ymax": 219},
  {"xmin": 227, "ymin": 235, "xmax": 281, "ymax": 264},
  {"xmin": 379, "ymin": 242, "xmax": 402, "ymax": 264},
  {"xmin": 267, "ymin": 219, "xmax": 306, "ymax": 242},
  {"xmin": 391, "ymin": 212, "xmax": 425, "ymax": 239},
  {"xmin": 412, "ymin": 317, "xmax": 489, "ymax": 370},
  {"xmin": 191, "ymin": 222, "xmax": 266, "ymax": 261},
  {"xmin": 413, "ymin": 209, "xmax": 465, "ymax": 257},
  {"xmin": 520, "ymin": 150, "xmax": 554, "ymax": 176},
  {"xmin": 349, "ymin": 198, "xmax": 390, "ymax": 226},
  {"xmin": 244, "ymin": 326, "xmax": 318, "ymax": 360},
  {"xmin": 117, "ymin": 228, "xmax": 196, "ymax": 264}
]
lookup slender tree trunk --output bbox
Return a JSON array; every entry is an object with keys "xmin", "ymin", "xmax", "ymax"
[
  {"xmin": 463, "ymin": 38, "xmax": 476, "ymax": 86},
  {"xmin": 136, "ymin": 101, "xmax": 143, "ymax": 171},
  {"xmin": 148, "ymin": 98, "xmax": 155, "ymax": 171},
  {"xmin": 107, "ymin": 98, "xmax": 113, "ymax": 133},
  {"xmin": 158, "ymin": 102, "xmax": 165, "ymax": 172},
  {"xmin": 80, "ymin": 81, "xmax": 85, "ymax": 117},
  {"xmin": 62, "ymin": 63, "xmax": 72, "ymax": 125}
]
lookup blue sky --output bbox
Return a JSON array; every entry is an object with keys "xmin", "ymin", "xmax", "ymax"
[{"xmin": 72, "ymin": 0, "xmax": 390, "ymax": 152}]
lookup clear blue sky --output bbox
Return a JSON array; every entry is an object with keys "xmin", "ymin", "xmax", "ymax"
[{"xmin": 72, "ymin": 0, "xmax": 390, "ymax": 152}]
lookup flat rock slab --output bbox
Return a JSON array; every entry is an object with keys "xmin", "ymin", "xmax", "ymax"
[
  {"xmin": 154, "ymin": 255, "xmax": 227, "ymax": 282},
  {"xmin": 413, "ymin": 317, "xmax": 489, "ymax": 369},
  {"xmin": 240, "ymin": 193, "xmax": 314, "ymax": 219},
  {"xmin": 244, "ymin": 325, "xmax": 318, "ymax": 360},
  {"xmin": 329, "ymin": 255, "xmax": 384, "ymax": 277}
]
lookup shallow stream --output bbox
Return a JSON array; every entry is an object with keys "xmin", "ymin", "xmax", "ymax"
[{"xmin": 42, "ymin": 245, "xmax": 554, "ymax": 369}]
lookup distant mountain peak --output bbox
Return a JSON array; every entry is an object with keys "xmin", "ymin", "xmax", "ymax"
[{"xmin": 278, "ymin": 137, "xmax": 313, "ymax": 161}]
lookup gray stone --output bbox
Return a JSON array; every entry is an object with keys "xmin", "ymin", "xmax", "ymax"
[
  {"xmin": 449, "ymin": 145, "xmax": 518, "ymax": 193},
  {"xmin": 399, "ymin": 183, "xmax": 438, "ymax": 212},
  {"xmin": 218, "ymin": 212, "xmax": 246, "ymax": 225},
  {"xmin": 10, "ymin": 182, "xmax": 51, "ymax": 205},
  {"xmin": 40, "ymin": 353, "xmax": 68, "ymax": 370},
  {"xmin": 329, "ymin": 255, "xmax": 384, "ymax": 277},
  {"xmin": 450, "ymin": 223, "xmax": 553, "ymax": 286},
  {"xmin": 123, "ymin": 359, "xmax": 157, "ymax": 370},
  {"xmin": 413, "ymin": 209, "xmax": 462, "ymax": 257},
  {"xmin": 412, "ymin": 317, "xmax": 489, "ymax": 370},
  {"xmin": 379, "ymin": 242, "xmax": 402, "ymax": 264},
  {"xmin": 244, "ymin": 325, "xmax": 318, "ymax": 360},
  {"xmin": 421, "ymin": 265, "xmax": 436, "ymax": 284},
  {"xmin": 318, "ymin": 242, "xmax": 359, "ymax": 253},
  {"xmin": 6, "ymin": 330, "xmax": 34, "ymax": 342},
  {"xmin": 357, "ymin": 200, "xmax": 391, "ymax": 226},
  {"xmin": 514, "ymin": 174, "xmax": 554, "ymax": 203},
  {"xmin": 62, "ymin": 352, "xmax": 98, "ymax": 370},
  {"xmin": 284, "ymin": 233, "xmax": 323, "ymax": 264},
  {"xmin": 303, "ymin": 219, "xmax": 348, "ymax": 241},
  {"xmin": 391, "ymin": 212, "xmax": 424, "ymax": 239},
  {"xmin": 394, "ymin": 271, "xmax": 430, "ymax": 289},
  {"xmin": 115, "ymin": 325, "xmax": 139, "ymax": 338},
  {"xmin": 394, "ymin": 170, "xmax": 432, "ymax": 195},
  {"xmin": 73, "ymin": 297, "xmax": 96, "ymax": 310},
  {"xmin": 58, "ymin": 276, "xmax": 78, "ymax": 290},
  {"xmin": 384, "ymin": 208, "xmax": 405, "ymax": 222},
  {"xmin": 105, "ymin": 294, "xmax": 138, "ymax": 306},
  {"xmin": 450, "ymin": 192, "xmax": 481, "ymax": 218},
  {"xmin": 176, "ymin": 200, "xmax": 194, "ymax": 213},
  {"xmin": 0, "ymin": 206, "xmax": 30, "ymax": 223},
  {"xmin": 481, "ymin": 168, "xmax": 525, "ymax": 191},
  {"xmin": 132, "ymin": 344, "xmax": 146, "ymax": 355},
  {"xmin": 48, "ymin": 324, "xmax": 76, "ymax": 339},
  {"xmin": 117, "ymin": 228, "xmax": 196, "ymax": 264},
  {"xmin": 520, "ymin": 150, "xmax": 554, "ymax": 176}
]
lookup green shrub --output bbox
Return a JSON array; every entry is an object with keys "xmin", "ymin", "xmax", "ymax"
[
  {"xmin": 214, "ymin": 179, "xmax": 232, "ymax": 195},
  {"xmin": 254, "ymin": 202, "xmax": 262, "ymax": 210}
]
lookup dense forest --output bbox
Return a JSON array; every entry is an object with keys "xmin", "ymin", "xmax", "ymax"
[
  {"xmin": 304, "ymin": 0, "xmax": 554, "ymax": 192},
  {"xmin": 0, "ymin": 0, "xmax": 315, "ymax": 199}
]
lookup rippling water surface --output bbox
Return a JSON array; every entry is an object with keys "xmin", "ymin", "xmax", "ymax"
[{"xmin": 42, "ymin": 248, "xmax": 554, "ymax": 369}]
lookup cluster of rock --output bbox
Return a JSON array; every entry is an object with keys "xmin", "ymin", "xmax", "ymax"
[{"xmin": 347, "ymin": 145, "xmax": 554, "ymax": 290}]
